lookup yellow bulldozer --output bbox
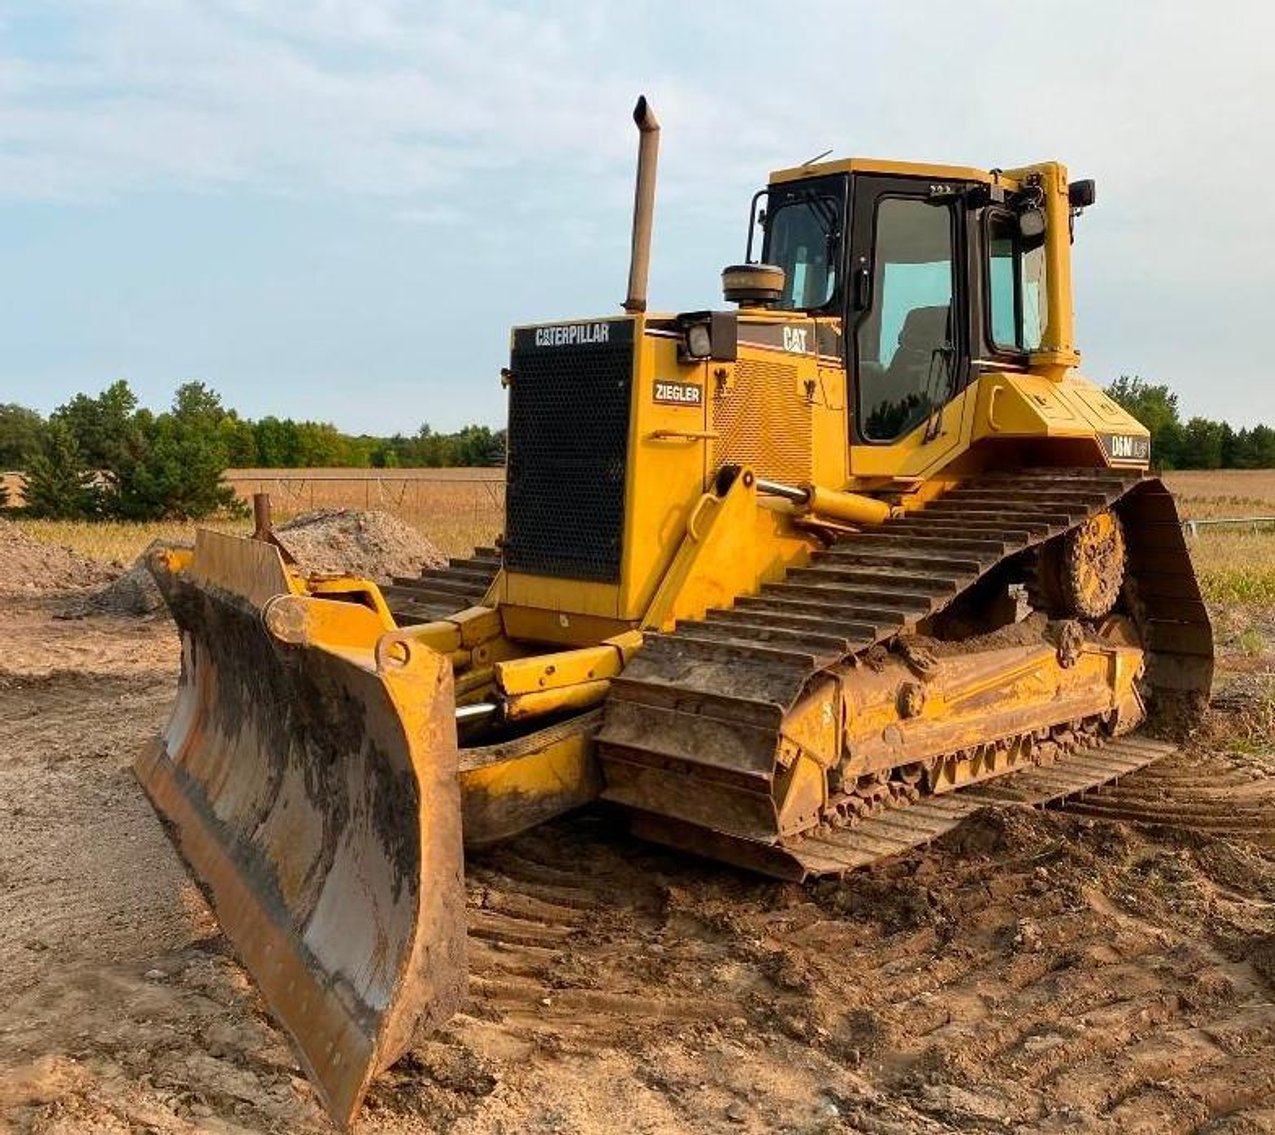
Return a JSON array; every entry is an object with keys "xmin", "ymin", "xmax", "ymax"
[{"xmin": 136, "ymin": 97, "xmax": 1213, "ymax": 1127}]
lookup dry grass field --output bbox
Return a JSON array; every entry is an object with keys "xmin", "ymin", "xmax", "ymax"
[
  {"xmin": 1163, "ymin": 471, "xmax": 1275, "ymax": 605},
  {"xmin": 14, "ymin": 518, "xmax": 251, "ymax": 565},
  {"xmin": 223, "ymin": 466, "xmax": 504, "ymax": 546},
  {"xmin": 11, "ymin": 467, "xmax": 1274, "ymax": 604},
  {"xmin": 1162, "ymin": 469, "xmax": 1275, "ymax": 518},
  {"xmin": 15, "ymin": 468, "xmax": 506, "ymax": 563}
]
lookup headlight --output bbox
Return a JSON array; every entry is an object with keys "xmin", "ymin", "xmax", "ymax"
[
  {"xmin": 685, "ymin": 322, "xmax": 712, "ymax": 359},
  {"xmin": 674, "ymin": 310, "xmax": 737, "ymax": 363}
]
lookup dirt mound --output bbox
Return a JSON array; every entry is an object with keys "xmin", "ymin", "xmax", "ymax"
[
  {"xmin": 275, "ymin": 509, "xmax": 446, "ymax": 583},
  {"xmin": 0, "ymin": 518, "xmax": 118, "ymax": 598},
  {"xmin": 72, "ymin": 539, "xmax": 185, "ymax": 617},
  {"xmin": 88, "ymin": 558, "xmax": 166, "ymax": 615}
]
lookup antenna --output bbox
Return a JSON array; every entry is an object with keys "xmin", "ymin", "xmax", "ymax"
[{"xmin": 800, "ymin": 147, "xmax": 833, "ymax": 167}]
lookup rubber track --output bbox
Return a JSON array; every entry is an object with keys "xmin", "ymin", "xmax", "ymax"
[
  {"xmin": 383, "ymin": 545, "xmax": 501, "ymax": 624},
  {"xmin": 597, "ymin": 468, "xmax": 1213, "ymax": 878}
]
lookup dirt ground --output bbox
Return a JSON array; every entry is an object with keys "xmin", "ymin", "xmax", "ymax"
[{"xmin": 1, "ymin": 581, "xmax": 1274, "ymax": 1133}]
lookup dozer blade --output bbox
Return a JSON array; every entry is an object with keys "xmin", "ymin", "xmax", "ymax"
[{"xmin": 136, "ymin": 531, "xmax": 466, "ymax": 1129}]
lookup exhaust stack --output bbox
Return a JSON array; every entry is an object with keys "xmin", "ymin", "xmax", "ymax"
[{"xmin": 623, "ymin": 95, "xmax": 660, "ymax": 314}]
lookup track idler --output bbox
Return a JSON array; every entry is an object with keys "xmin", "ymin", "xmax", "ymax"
[{"xmin": 137, "ymin": 532, "xmax": 466, "ymax": 1128}]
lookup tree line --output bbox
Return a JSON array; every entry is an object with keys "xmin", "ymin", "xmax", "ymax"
[
  {"xmin": 0, "ymin": 380, "xmax": 506, "ymax": 520},
  {"xmin": 0, "ymin": 374, "xmax": 1267, "ymax": 522},
  {"xmin": 1105, "ymin": 377, "xmax": 1275, "ymax": 469}
]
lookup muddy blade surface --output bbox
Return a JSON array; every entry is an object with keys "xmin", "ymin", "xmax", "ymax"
[{"xmin": 136, "ymin": 535, "xmax": 466, "ymax": 1128}]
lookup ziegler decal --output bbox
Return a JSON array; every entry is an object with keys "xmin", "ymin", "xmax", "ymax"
[
  {"xmin": 1101, "ymin": 433, "xmax": 1151, "ymax": 462},
  {"xmin": 653, "ymin": 380, "xmax": 703, "ymax": 406}
]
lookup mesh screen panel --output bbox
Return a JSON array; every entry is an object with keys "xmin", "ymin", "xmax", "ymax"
[
  {"xmin": 712, "ymin": 358, "xmax": 813, "ymax": 484},
  {"xmin": 505, "ymin": 334, "xmax": 634, "ymax": 582}
]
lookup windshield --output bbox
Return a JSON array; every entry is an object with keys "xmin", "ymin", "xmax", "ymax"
[{"xmin": 760, "ymin": 179, "xmax": 845, "ymax": 311}]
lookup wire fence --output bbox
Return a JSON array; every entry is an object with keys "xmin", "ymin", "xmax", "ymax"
[
  {"xmin": 1181, "ymin": 516, "xmax": 1275, "ymax": 537},
  {"xmin": 221, "ymin": 469, "xmax": 506, "ymax": 531}
]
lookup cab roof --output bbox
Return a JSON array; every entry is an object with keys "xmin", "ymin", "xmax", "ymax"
[{"xmin": 768, "ymin": 156, "xmax": 1014, "ymax": 187}]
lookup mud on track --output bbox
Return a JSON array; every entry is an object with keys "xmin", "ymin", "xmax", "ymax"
[{"xmin": 1, "ymin": 595, "xmax": 1274, "ymax": 1134}]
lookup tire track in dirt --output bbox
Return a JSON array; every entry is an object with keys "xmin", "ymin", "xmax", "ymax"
[
  {"xmin": 0, "ymin": 670, "xmax": 210, "ymax": 1009},
  {"xmin": 1063, "ymin": 750, "xmax": 1275, "ymax": 845},
  {"xmin": 3, "ymin": 602, "xmax": 1274, "ymax": 1133},
  {"xmin": 361, "ymin": 798, "xmax": 1275, "ymax": 1133}
]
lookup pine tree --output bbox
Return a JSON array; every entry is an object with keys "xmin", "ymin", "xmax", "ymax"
[
  {"xmin": 0, "ymin": 403, "xmax": 44, "ymax": 469},
  {"xmin": 111, "ymin": 382, "xmax": 244, "ymax": 520},
  {"xmin": 22, "ymin": 421, "xmax": 98, "ymax": 518}
]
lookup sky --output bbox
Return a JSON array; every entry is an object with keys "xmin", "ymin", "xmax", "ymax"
[{"xmin": 1, "ymin": 0, "xmax": 1272, "ymax": 433}]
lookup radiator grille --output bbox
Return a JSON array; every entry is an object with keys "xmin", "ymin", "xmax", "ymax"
[
  {"xmin": 505, "ymin": 331, "xmax": 634, "ymax": 583},
  {"xmin": 712, "ymin": 358, "xmax": 813, "ymax": 484}
]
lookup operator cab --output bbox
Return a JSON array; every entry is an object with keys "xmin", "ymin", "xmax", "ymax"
[{"xmin": 736, "ymin": 160, "xmax": 1093, "ymax": 447}]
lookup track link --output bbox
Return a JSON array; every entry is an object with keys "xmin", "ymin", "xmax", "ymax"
[
  {"xmin": 383, "ymin": 545, "xmax": 501, "ymax": 624},
  {"xmin": 597, "ymin": 468, "xmax": 1214, "ymax": 879}
]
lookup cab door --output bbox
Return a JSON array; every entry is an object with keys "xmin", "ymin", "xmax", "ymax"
[{"xmin": 846, "ymin": 175, "xmax": 974, "ymax": 478}]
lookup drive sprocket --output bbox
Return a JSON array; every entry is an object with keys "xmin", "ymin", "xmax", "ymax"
[{"xmin": 1032, "ymin": 509, "xmax": 1127, "ymax": 620}]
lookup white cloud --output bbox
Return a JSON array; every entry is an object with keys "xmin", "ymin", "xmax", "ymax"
[
  {"xmin": 0, "ymin": 2, "xmax": 667, "ymax": 201},
  {"xmin": 2, "ymin": 0, "xmax": 1274, "ymax": 424}
]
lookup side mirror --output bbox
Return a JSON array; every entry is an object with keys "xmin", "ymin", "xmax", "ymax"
[
  {"xmin": 1068, "ymin": 179, "xmax": 1096, "ymax": 209},
  {"xmin": 1018, "ymin": 208, "xmax": 1046, "ymax": 240}
]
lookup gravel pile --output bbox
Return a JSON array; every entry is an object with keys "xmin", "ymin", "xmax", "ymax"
[
  {"xmin": 76, "ymin": 539, "xmax": 183, "ymax": 616},
  {"xmin": 275, "ymin": 509, "xmax": 446, "ymax": 583}
]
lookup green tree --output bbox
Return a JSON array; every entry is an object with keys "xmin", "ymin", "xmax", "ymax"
[
  {"xmin": 1245, "ymin": 425, "xmax": 1275, "ymax": 467},
  {"xmin": 0, "ymin": 403, "xmax": 45, "ymax": 470},
  {"xmin": 451, "ymin": 424, "xmax": 500, "ymax": 466},
  {"xmin": 341, "ymin": 435, "xmax": 375, "ymax": 467},
  {"xmin": 294, "ymin": 421, "xmax": 349, "ymax": 466},
  {"xmin": 253, "ymin": 416, "xmax": 301, "ymax": 466},
  {"xmin": 111, "ymin": 383, "xmax": 243, "ymax": 520},
  {"xmin": 371, "ymin": 433, "xmax": 407, "ymax": 468},
  {"xmin": 1178, "ymin": 416, "xmax": 1226, "ymax": 470},
  {"xmin": 392, "ymin": 423, "xmax": 504, "ymax": 467},
  {"xmin": 1105, "ymin": 376, "xmax": 1184, "ymax": 468},
  {"xmin": 22, "ymin": 421, "xmax": 99, "ymax": 518},
  {"xmin": 220, "ymin": 413, "xmax": 259, "ymax": 467},
  {"xmin": 52, "ymin": 380, "xmax": 139, "ymax": 471},
  {"xmin": 1220, "ymin": 422, "xmax": 1238, "ymax": 468}
]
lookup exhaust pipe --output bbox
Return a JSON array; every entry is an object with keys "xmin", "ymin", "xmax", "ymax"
[{"xmin": 623, "ymin": 95, "xmax": 660, "ymax": 314}]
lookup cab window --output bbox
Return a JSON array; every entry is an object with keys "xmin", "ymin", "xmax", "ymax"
[
  {"xmin": 987, "ymin": 211, "xmax": 1047, "ymax": 352},
  {"xmin": 857, "ymin": 197, "xmax": 956, "ymax": 442},
  {"xmin": 763, "ymin": 187, "xmax": 843, "ymax": 311}
]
